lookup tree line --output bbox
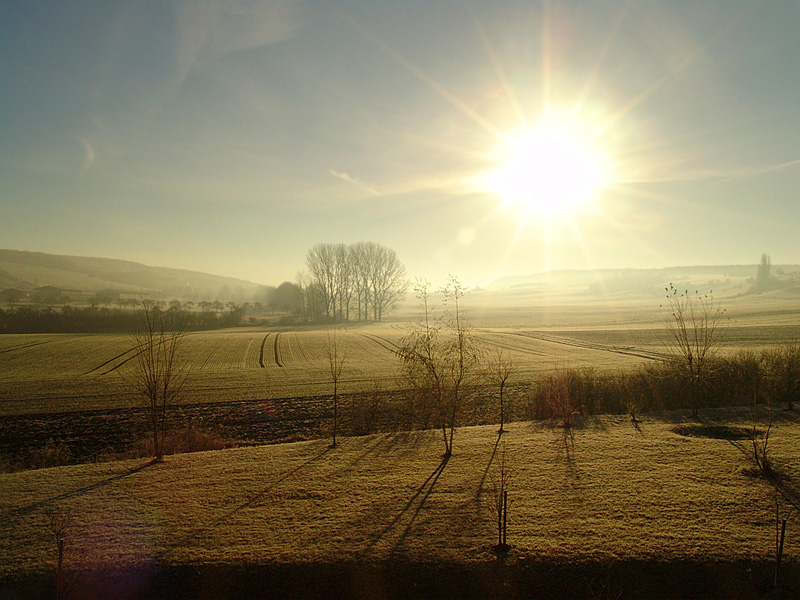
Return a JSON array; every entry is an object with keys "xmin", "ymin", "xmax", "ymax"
[
  {"xmin": 297, "ymin": 241, "xmax": 408, "ymax": 323},
  {"xmin": 0, "ymin": 305, "xmax": 245, "ymax": 334}
]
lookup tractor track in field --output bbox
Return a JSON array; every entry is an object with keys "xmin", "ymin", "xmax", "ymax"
[
  {"xmin": 0, "ymin": 340, "xmax": 57, "ymax": 354},
  {"xmin": 198, "ymin": 337, "xmax": 227, "ymax": 371},
  {"xmin": 510, "ymin": 331, "xmax": 666, "ymax": 361},
  {"xmin": 85, "ymin": 347, "xmax": 138, "ymax": 375},
  {"xmin": 257, "ymin": 331, "xmax": 288, "ymax": 368},
  {"xmin": 356, "ymin": 332, "xmax": 399, "ymax": 356},
  {"xmin": 294, "ymin": 333, "xmax": 310, "ymax": 363},
  {"xmin": 273, "ymin": 332, "xmax": 284, "ymax": 368},
  {"xmin": 478, "ymin": 333, "xmax": 549, "ymax": 357},
  {"xmin": 87, "ymin": 335, "xmax": 192, "ymax": 376},
  {"xmin": 258, "ymin": 333, "xmax": 272, "ymax": 368}
]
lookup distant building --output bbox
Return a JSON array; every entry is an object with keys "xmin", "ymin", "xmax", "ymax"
[
  {"xmin": 95, "ymin": 289, "xmax": 150, "ymax": 305},
  {"xmin": 0, "ymin": 288, "xmax": 30, "ymax": 303},
  {"xmin": 32, "ymin": 286, "xmax": 82, "ymax": 303}
]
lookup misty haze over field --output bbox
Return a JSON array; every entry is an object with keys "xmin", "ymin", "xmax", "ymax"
[{"xmin": 1, "ymin": 1, "xmax": 799, "ymax": 287}]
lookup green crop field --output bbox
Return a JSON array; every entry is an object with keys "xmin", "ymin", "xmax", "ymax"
[
  {"xmin": 1, "ymin": 286, "xmax": 799, "ymax": 416},
  {"xmin": 2, "ymin": 286, "xmax": 800, "ymax": 597}
]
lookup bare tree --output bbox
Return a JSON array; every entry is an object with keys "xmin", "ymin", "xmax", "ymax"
[
  {"xmin": 368, "ymin": 243, "xmax": 408, "ymax": 321},
  {"xmin": 333, "ymin": 243, "xmax": 353, "ymax": 321},
  {"xmin": 661, "ymin": 284, "xmax": 725, "ymax": 418},
  {"xmin": 306, "ymin": 243, "xmax": 337, "ymax": 320},
  {"xmin": 485, "ymin": 349, "xmax": 516, "ymax": 434},
  {"xmin": 128, "ymin": 304, "xmax": 189, "ymax": 462},
  {"xmin": 398, "ymin": 278, "xmax": 480, "ymax": 456},
  {"xmin": 543, "ymin": 368, "xmax": 580, "ymax": 427},
  {"xmin": 326, "ymin": 327, "xmax": 348, "ymax": 447},
  {"xmin": 490, "ymin": 445, "xmax": 512, "ymax": 552},
  {"xmin": 304, "ymin": 241, "xmax": 407, "ymax": 323}
]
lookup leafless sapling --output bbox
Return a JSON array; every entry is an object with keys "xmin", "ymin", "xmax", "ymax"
[
  {"xmin": 661, "ymin": 285, "xmax": 725, "ymax": 418},
  {"xmin": 485, "ymin": 349, "xmax": 516, "ymax": 434},
  {"xmin": 490, "ymin": 445, "xmax": 512, "ymax": 551},
  {"xmin": 397, "ymin": 277, "xmax": 480, "ymax": 456},
  {"xmin": 128, "ymin": 303, "xmax": 189, "ymax": 462},
  {"xmin": 326, "ymin": 327, "xmax": 348, "ymax": 447}
]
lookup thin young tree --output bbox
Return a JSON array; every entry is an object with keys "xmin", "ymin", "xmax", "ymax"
[
  {"xmin": 398, "ymin": 280, "xmax": 443, "ymax": 442},
  {"xmin": 398, "ymin": 277, "xmax": 480, "ymax": 456},
  {"xmin": 661, "ymin": 284, "xmax": 725, "ymax": 418},
  {"xmin": 442, "ymin": 277, "xmax": 479, "ymax": 454},
  {"xmin": 485, "ymin": 349, "xmax": 516, "ymax": 434},
  {"xmin": 490, "ymin": 445, "xmax": 512, "ymax": 552},
  {"xmin": 326, "ymin": 327, "xmax": 348, "ymax": 447},
  {"xmin": 129, "ymin": 304, "xmax": 189, "ymax": 462}
]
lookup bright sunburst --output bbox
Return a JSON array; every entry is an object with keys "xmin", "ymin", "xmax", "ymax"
[{"xmin": 485, "ymin": 115, "xmax": 613, "ymax": 219}]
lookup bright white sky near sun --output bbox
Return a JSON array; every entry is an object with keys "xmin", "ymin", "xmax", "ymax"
[{"xmin": 1, "ymin": 1, "xmax": 799, "ymax": 287}]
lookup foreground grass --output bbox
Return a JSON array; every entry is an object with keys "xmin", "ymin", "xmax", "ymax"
[{"xmin": 1, "ymin": 408, "xmax": 799, "ymax": 598}]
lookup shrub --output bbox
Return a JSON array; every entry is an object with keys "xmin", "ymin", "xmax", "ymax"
[
  {"xmin": 128, "ymin": 424, "xmax": 233, "ymax": 458},
  {"xmin": 763, "ymin": 343, "xmax": 800, "ymax": 410}
]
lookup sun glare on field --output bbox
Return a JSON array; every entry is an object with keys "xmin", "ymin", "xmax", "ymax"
[{"xmin": 485, "ymin": 116, "xmax": 613, "ymax": 219}]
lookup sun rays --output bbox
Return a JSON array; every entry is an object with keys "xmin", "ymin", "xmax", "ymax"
[{"xmin": 332, "ymin": 1, "xmax": 785, "ymax": 282}]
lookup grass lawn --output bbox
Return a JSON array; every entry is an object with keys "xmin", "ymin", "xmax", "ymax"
[{"xmin": 2, "ymin": 408, "xmax": 799, "ymax": 599}]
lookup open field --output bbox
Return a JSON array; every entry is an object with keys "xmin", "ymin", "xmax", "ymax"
[
  {"xmin": 1, "ymin": 408, "xmax": 799, "ymax": 598},
  {"xmin": 2, "ymin": 286, "xmax": 799, "ymax": 417},
  {"xmin": 2, "ymin": 285, "xmax": 800, "ymax": 597}
]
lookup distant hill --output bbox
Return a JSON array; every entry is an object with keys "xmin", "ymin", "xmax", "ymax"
[
  {"xmin": 488, "ymin": 264, "xmax": 800, "ymax": 296},
  {"xmin": 0, "ymin": 249, "xmax": 263, "ymax": 301}
]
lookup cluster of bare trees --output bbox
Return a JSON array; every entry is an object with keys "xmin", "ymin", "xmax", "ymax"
[{"xmin": 297, "ymin": 242, "xmax": 407, "ymax": 323}]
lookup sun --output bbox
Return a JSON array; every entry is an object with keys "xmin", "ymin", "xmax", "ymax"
[{"xmin": 485, "ymin": 117, "xmax": 613, "ymax": 218}]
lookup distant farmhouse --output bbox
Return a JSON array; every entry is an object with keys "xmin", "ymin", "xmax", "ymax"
[
  {"xmin": 32, "ymin": 286, "xmax": 82, "ymax": 304},
  {"xmin": 0, "ymin": 288, "xmax": 30, "ymax": 304},
  {"xmin": 95, "ymin": 289, "xmax": 151, "ymax": 305}
]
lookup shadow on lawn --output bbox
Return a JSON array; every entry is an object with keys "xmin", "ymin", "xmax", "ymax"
[
  {"xmin": 696, "ymin": 412, "xmax": 800, "ymax": 512},
  {"xmin": 341, "ymin": 430, "xmax": 432, "ymax": 472},
  {"xmin": 474, "ymin": 431, "xmax": 503, "ymax": 500},
  {"xmin": 361, "ymin": 453, "xmax": 450, "ymax": 556},
  {"xmin": 0, "ymin": 459, "xmax": 156, "ymax": 524},
  {"xmin": 170, "ymin": 443, "xmax": 332, "ymax": 547}
]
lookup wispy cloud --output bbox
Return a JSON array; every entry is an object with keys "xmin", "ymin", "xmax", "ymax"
[
  {"xmin": 77, "ymin": 137, "xmax": 95, "ymax": 175},
  {"xmin": 328, "ymin": 170, "xmax": 381, "ymax": 196}
]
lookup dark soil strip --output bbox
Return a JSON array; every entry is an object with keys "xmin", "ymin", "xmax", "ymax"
[
  {"xmin": 258, "ymin": 332, "xmax": 271, "ymax": 368},
  {"xmin": 274, "ymin": 332, "xmax": 284, "ymax": 368},
  {"xmin": 0, "ymin": 384, "xmax": 533, "ymax": 470}
]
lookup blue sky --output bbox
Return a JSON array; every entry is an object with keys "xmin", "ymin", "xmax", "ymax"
[{"xmin": 1, "ymin": 1, "xmax": 799, "ymax": 287}]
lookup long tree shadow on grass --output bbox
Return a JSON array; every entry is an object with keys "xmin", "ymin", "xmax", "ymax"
[
  {"xmin": 474, "ymin": 431, "xmax": 504, "ymax": 501},
  {"xmin": 0, "ymin": 459, "xmax": 156, "ymax": 524},
  {"xmin": 170, "ymin": 443, "xmax": 332, "ymax": 548},
  {"xmin": 688, "ymin": 413, "xmax": 800, "ymax": 512},
  {"xmin": 340, "ymin": 430, "xmax": 432, "ymax": 473},
  {"xmin": 360, "ymin": 453, "xmax": 450, "ymax": 556}
]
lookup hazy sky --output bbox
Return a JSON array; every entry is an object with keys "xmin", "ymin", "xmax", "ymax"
[{"xmin": 2, "ymin": 1, "xmax": 799, "ymax": 287}]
